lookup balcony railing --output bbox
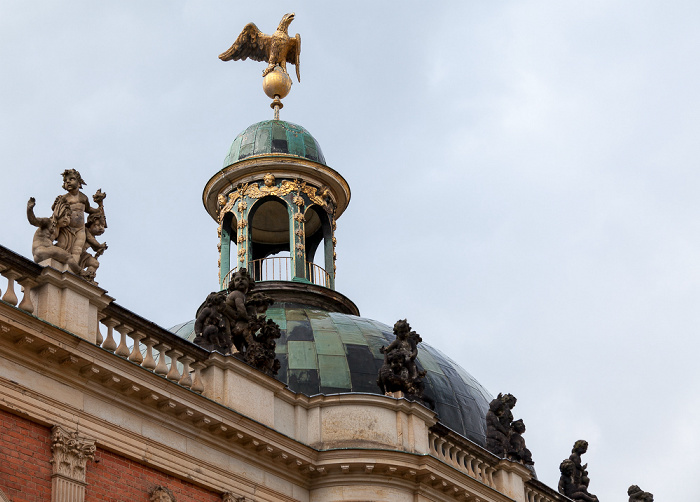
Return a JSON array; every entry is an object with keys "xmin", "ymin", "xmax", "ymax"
[{"xmin": 222, "ymin": 257, "xmax": 330, "ymax": 289}]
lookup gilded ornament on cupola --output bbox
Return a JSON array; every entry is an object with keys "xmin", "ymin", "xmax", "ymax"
[{"xmin": 219, "ymin": 13, "xmax": 301, "ymax": 119}]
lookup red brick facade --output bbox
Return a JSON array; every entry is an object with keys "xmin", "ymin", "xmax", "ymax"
[
  {"xmin": 0, "ymin": 408, "xmax": 52, "ymax": 502},
  {"xmin": 86, "ymin": 448, "xmax": 221, "ymax": 502},
  {"xmin": 0, "ymin": 408, "xmax": 221, "ymax": 502}
]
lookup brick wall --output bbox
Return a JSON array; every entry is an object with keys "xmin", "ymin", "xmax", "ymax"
[
  {"xmin": 85, "ymin": 448, "xmax": 222, "ymax": 502},
  {"xmin": 0, "ymin": 408, "xmax": 52, "ymax": 502}
]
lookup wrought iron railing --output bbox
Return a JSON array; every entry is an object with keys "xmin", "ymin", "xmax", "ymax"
[{"xmin": 222, "ymin": 257, "xmax": 330, "ymax": 289}]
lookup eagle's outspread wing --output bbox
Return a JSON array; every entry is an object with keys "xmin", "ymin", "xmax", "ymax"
[
  {"xmin": 288, "ymin": 33, "xmax": 301, "ymax": 83},
  {"xmin": 219, "ymin": 22, "xmax": 271, "ymax": 63}
]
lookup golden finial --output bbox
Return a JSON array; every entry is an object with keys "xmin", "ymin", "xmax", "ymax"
[{"xmin": 219, "ymin": 13, "xmax": 301, "ymax": 120}]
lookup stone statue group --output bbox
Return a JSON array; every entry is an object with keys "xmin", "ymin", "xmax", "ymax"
[
  {"xmin": 483, "ymin": 394, "xmax": 653, "ymax": 501},
  {"xmin": 27, "ymin": 169, "xmax": 107, "ymax": 284},
  {"xmin": 485, "ymin": 393, "xmax": 534, "ymax": 469},
  {"xmin": 193, "ymin": 268, "xmax": 281, "ymax": 376},
  {"xmin": 376, "ymin": 319, "xmax": 435, "ymax": 410}
]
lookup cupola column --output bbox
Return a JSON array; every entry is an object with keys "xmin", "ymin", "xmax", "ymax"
[{"xmin": 290, "ymin": 197, "xmax": 307, "ymax": 282}]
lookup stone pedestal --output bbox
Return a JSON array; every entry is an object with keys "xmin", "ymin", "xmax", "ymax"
[
  {"xmin": 493, "ymin": 460, "xmax": 532, "ymax": 502},
  {"xmin": 31, "ymin": 261, "xmax": 112, "ymax": 343}
]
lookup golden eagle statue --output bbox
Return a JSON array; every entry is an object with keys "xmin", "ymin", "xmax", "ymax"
[{"xmin": 219, "ymin": 13, "xmax": 301, "ymax": 83}]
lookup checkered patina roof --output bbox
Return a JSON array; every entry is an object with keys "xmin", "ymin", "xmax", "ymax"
[
  {"xmin": 223, "ymin": 120, "xmax": 326, "ymax": 167},
  {"xmin": 170, "ymin": 304, "xmax": 492, "ymax": 446}
]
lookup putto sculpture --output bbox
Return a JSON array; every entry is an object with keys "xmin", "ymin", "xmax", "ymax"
[
  {"xmin": 628, "ymin": 484, "xmax": 654, "ymax": 502},
  {"xmin": 558, "ymin": 440, "xmax": 599, "ymax": 502},
  {"xmin": 27, "ymin": 170, "xmax": 107, "ymax": 284},
  {"xmin": 484, "ymin": 393, "xmax": 536, "ymax": 471},
  {"xmin": 377, "ymin": 319, "xmax": 432, "ymax": 407},
  {"xmin": 506, "ymin": 419, "xmax": 534, "ymax": 465},
  {"xmin": 193, "ymin": 269, "xmax": 281, "ymax": 376}
]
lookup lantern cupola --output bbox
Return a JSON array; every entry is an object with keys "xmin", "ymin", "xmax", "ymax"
[{"xmin": 202, "ymin": 119, "xmax": 356, "ymax": 314}]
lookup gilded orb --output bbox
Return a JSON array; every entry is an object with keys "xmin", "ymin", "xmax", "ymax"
[{"xmin": 263, "ymin": 67, "xmax": 292, "ymax": 99}]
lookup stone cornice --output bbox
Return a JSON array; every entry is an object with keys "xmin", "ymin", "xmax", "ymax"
[{"xmin": 206, "ymin": 350, "xmax": 437, "ymax": 424}]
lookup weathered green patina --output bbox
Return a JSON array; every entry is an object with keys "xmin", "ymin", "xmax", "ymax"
[{"xmin": 224, "ymin": 120, "xmax": 326, "ymax": 167}]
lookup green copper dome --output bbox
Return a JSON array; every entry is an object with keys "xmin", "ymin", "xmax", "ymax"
[
  {"xmin": 170, "ymin": 304, "xmax": 493, "ymax": 446},
  {"xmin": 224, "ymin": 120, "xmax": 326, "ymax": 167}
]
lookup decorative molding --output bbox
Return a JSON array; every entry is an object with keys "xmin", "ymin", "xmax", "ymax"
[
  {"xmin": 50, "ymin": 425, "xmax": 96, "ymax": 483},
  {"xmin": 245, "ymin": 179, "xmax": 298, "ymax": 199}
]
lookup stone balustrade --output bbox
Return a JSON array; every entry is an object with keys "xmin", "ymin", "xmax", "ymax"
[
  {"xmin": 525, "ymin": 479, "xmax": 568, "ymax": 502},
  {"xmin": 428, "ymin": 423, "xmax": 500, "ymax": 489},
  {"xmin": 97, "ymin": 302, "xmax": 209, "ymax": 393},
  {"xmin": 0, "ymin": 244, "xmax": 209, "ymax": 395},
  {"xmin": 0, "ymin": 245, "xmax": 42, "ymax": 315}
]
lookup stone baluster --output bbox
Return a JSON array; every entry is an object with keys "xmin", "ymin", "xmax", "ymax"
[
  {"xmin": 444, "ymin": 442, "xmax": 454, "ymax": 465},
  {"xmin": 128, "ymin": 331, "xmax": 146, "ymax": 365},
  {"xmin": 191, "ymin": 361, "xmax": 205, "ymax": 393},
  {"xmin": 178, "ymin": 356, "xmax": 194, "ymax": 388},
  {"xmin": 154, "ymin": 343, "xmax": 170, "ymax": 376},
  {"xmin": 465, "ymin": 453, "xmax": 476, "ymax": 477},
  {"xmin": 141, "ymin": 338, "xmax": 158, "ymax": 371},
  {"xmin": 428, "ymin": 433, "xmax": 437, "ymax": 455},
  {"xmin": 17, "ymin": 278, "xmax": 37, "ymax": 313},
  {"xmin": 455, "ymin": 450, "xmax": 466, "ymax": 474},
  {"xmin": 1, "ymin": 270, "xmax": 20, "ymax": 306},
  {"xmin": 95, "ymin": 314, "xmax": 105, "ymax": 346},
  {"xmin": 101, "ymin": 318, "xmax": 118, "ymax": 352},
  {"xmin": 165, "ymin": 349, "xmax": 182, "ymax": 381},
  {"xmin": 487, "ymin": 466, "xmax": 496, "ymax": 487},
  {"xmin": 435, "ymin": 437, "xmax": 446, "ymax": 459},
  {"xmin": 473, "ymin": 459, "xmax": 483, "ymax": 482},
  {"xmin": 115, "ymin": 324, "xmax": 132, "ymax": 358}
]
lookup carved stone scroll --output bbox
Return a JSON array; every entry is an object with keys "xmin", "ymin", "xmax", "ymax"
[{"xmin": 50, "ymin": 425, "xmax": 96, "ymax": 502}]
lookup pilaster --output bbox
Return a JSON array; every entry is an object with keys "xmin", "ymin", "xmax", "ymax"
[{"xmin": 50, "ymin": 425, "xmax": 96, "ymax": 502}]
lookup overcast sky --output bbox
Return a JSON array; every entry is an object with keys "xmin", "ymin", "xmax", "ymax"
[{"xmin": 1, "ymin": 1, "xmax": 699, "ymax": 500}]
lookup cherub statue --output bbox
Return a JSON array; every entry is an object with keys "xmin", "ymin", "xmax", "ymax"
[
  {"xmin": 193, "ymin": 268, "xmax": 282, "ymax": 375},
  {"xmin": 506, "ymin": 419, "xmax": 534, "ymax": 465},
  {"xmin": 224, "ymin": 268, "xmax": 255, "ymax": 353},
  {"xmin": 78, "ymin": 206, "xmax": 108, "ymax": 283},
  {"xmin": 558, "ymin": 440, "xmax": 599, "ymax": 502},
  {"xmin": 377, "ymin": 319, "xmax": 431, "ymax": 406},
  {"xmin": 485, "ymin": 393, "xmax": 514, "ymax": 457},
  {"xmin": 53, "ymin": 170, "xmax": 104, "ymax": 262},
  {"xmin": 193, "ymin": 292, "xmax": 231, "ymax": 353},
  {"xmin": 26, "ymin": 196, "xmax": 80, "ymax": 273},
  {"xmin": 628, "ymin": 485, "xmax": 654, "ymax": 502},
  {"xmin": 569, "ymin": 440, "xmax": 590, "ymax": 486},
  {"xmin": 245, "ymin": 318, "xmax": 281, "ymax": 376}
]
